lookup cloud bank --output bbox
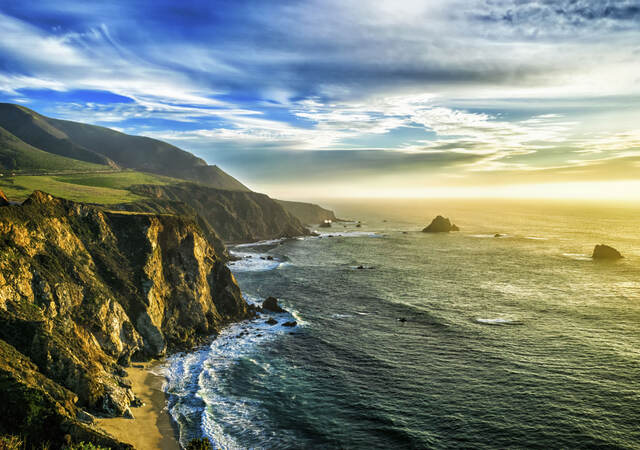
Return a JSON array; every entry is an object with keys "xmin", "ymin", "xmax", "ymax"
[{"xmin": 0, "ymin": 0, "xmax": 638, "ymax": 197}]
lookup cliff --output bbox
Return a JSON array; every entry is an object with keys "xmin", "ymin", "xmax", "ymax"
[
  {"xmin": 0, "ymin": 191, "xmax": 249, "ymax": 447},
  {"xmin": 275, "ymin": 199, "xmax": 337, "ymax": 225},
  {"xmin": 123, "ymin": 183, "xmax": 311, "ymax": 243}
]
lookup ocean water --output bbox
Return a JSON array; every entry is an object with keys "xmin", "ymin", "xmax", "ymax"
[{"xmin": 163, "ymin": 199, "xmax": 640, "ymax": 449}]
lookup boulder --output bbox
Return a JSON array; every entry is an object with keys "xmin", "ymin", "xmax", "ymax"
[
  {"xmin": 0, "ymin": 189, "xmax": 9, "ymax": 206},
  {"xmin": 282, "ymin": 321, "xmax": 297, "ymax": 327},
  {"xmin": 422, "ymin": 215, "xmax": 458, "ymax": 233},
  {"xmin": 265, "ymin": 318, "xmax": 278, "ymax": 325},
  {"xmin": 592, "ymin": 244, "xmax": 623, "ymax": 260},
  {"xmin": 262, "ymin": 296, "xmax": 286, "ymax": 313}
]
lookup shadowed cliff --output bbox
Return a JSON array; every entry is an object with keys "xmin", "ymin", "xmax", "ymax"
[{"xmin": 122, "ymin": 183, "xmax": 311, "ymax": 242}]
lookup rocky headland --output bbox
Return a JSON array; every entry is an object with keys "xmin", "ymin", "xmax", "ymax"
[{"xmin": 0, "ymin": 190, "xmax": 250, "ymax": 448}]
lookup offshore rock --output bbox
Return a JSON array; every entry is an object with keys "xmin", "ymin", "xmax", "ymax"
[
  {"xmin": 0, "ymin": 191, "xmax": 249, "ymax": 444},
  {"xmin": 262, "ymin": 296, "xmax": 286, "ymax": 313},
  {"xmin": 422, "ymin": 215, "xmax": 459, "ymax": 233},
  {"xmin": 592, "ymin": 244, "xmax": 623, "ymax": 260}
]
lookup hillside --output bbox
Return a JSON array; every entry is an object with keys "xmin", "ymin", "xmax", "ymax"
[
  {"xmin": 0, "ymin": 104, "xmax": 116, "ymax": 167},
  {"xmin": 0, "ymin": 103, "xmax": 249, "ymax": 191},
  {"xmin": 0, "ymin": 126, "xmax": 110, "ymax": 174},
  {"xmin": 122, "ymin": 183, "xmax": 311, "ymax": 242},
  {"xmin": 0, "ymin": 191, "xmax": 250, "ymax": 447},
  {"xmin": 275, "ymin": 199, "xmax": 337, "ymax": 225}
]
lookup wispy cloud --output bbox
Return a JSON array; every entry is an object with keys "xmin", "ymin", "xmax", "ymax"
[{"xmin": 0, "ymin": 1, "xmax": 638, "ymax": 195}]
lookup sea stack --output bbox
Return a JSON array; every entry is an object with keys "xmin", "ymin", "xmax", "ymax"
[
  {"xmin": 262, "ymin": 296, "xmax": 286, "ymax": 313},
  {"xmin": 0, "ymin": 189, "xmax": 9, "ymax": 206},
  {"xmin": 422, "ymin": 215, "xmax": 459, "ymax": 233},
  {"xmin": 592, "ymin": 244, "xmax": 623, "ymax": 260}
]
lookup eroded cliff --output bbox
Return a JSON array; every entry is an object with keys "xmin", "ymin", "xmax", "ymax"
[
  {"xmin": 123, "ymin": 183, "xmax": 311, "ymax": 243},
  {"xmin": 0, "ymin": 191, "xmax": 249, "ymax": 447}
]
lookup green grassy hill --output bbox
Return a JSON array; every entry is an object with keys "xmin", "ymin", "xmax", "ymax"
[
  {"xmin": 0, "ymin": 171, "xmax": 177, "ymax": 204},
  {"xmin": 0, "ymin": 103, "xmax": 250, "ymax": 191},
  {"xmin": 0, "ymin": 104, "xmax": 116, "ymax": 167},
  {"xmin": 0, "ymin": 126, "xmax": 111, "ymax": 174}
]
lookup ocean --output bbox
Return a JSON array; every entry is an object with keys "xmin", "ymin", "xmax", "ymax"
[{"xmin": 161, "ymin": 199, "xmax": 640, "ymax": 449}]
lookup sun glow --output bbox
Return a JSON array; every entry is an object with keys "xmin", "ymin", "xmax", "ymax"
[{"xmin": 261, "ymin": 180, "xmax": 640, "ymax": 202}]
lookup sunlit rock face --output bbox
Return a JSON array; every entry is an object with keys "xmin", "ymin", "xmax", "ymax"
[
  {"xmin": 0, "ymin": 191, "xmax": 249, "ymax": 423},
  {"xmin": 0, "ymin": 189, "xmax": 8, "ymax": 206}
]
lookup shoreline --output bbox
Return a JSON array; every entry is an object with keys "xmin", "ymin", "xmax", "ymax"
[{"xmin": 95, "ymin": 362, "xmax": 180, "ymax": 450}]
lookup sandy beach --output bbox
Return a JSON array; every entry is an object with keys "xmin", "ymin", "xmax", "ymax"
[{"xmin": 96, "ymin": 363, "xmax": 180, "ymax": 450}]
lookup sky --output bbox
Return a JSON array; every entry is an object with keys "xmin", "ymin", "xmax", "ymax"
[{"xmin": 0, "ymin": 0, "xmax": 639, "ymax": 200}]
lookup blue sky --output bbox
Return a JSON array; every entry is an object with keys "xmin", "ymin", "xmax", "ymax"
[{"xmin": 0, "ymin": 0, "xmax": 639, "ymax": 198}]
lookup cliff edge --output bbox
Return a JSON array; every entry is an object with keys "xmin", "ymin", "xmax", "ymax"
[{"xmin": 0, "ymin": 191, "xmax": 249, "ymax": 447}]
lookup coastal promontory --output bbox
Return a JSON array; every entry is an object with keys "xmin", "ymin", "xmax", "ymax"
[{"xmin": 0, "ymin": 191, "xmax": 250, "ymax": 447}]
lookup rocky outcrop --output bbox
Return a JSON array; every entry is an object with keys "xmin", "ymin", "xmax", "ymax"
[
  {"xmin": 422, "ymin": 215, "xmax": 459, "ymax": 233},
  {"xmin": 124, "ymin": 183, "xmax": 310, "ymax": 243},
  {"xmin": 592, "ymin": 244, "xmax": 623, "ymax": 260},
  {"xmin": 0, "ymin": 189, "xmax": 8, "ymax": 206},
  {"xmin": 0, "ymin": 339, "xmax": 130, "ymax": 449},
  {"xmin": 275, "ymin": 199, "xmax": 337, "ymax": 225},
  {"xmin": 0, "ymin": 191, "xmax": 249, "ymax": 445},
  {"xmin": 262, "ymin": 296, "xmax": 286, "ymax": 313}
]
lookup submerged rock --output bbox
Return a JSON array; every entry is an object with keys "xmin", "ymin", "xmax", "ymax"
[
  {"xmin": 262, "ymin": 296, "xmax": 286, "ymax": 313},
  {"xmin": 265, "ymin": 318, "xmax": 278, "ymax": 325},
  {"xmin": 592, "ymin": 244, "xmax": 623, "ymax": 260},
  {"xmin": 422, "ymin": 215, "xmax": 459, "ymax": 233},
  {"xmin": 282, "ymin": 321, "xmax": 297, "ymax": 327}
]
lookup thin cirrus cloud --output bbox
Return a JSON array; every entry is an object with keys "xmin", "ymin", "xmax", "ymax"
[{"xmin": 0, "ymin": 0, "xmax": 639, "ymax": 198}]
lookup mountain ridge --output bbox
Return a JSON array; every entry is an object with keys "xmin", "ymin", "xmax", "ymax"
[{"xmin": 0, "ymin": 103, "xmax": 249, "ymax": 191}]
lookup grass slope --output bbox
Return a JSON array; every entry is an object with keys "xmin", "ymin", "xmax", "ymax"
[
  {"xmin": 0, "ymin": 103, "xmax": 250, "ymax": 191},
  {"xmin": 0, "ymin": 126, "xmax": 110, "ymax": 174},
  {"xmin": 0, "ymin": 104, "xmax": 115, "ymax": 167},
  {"xmin": 0, "ymin": 171, "xmax": 178, "ymax": 204}
]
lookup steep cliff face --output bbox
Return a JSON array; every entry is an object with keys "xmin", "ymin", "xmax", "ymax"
[
  {"xmin": 275, "ymin": 199, "xmax": 337, "ymax": 225},
  {"xmin": 125, "ymin": 183, "xmax": 311, "ymax": 243},
  {"xmin": 0, "ymin": 191, "xmax": 249, "ymax": 445}
]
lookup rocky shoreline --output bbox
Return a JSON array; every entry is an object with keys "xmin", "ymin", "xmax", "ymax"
[{"xmin": 0, "ymin": 190, "xmax": 257, "ymax": 448}]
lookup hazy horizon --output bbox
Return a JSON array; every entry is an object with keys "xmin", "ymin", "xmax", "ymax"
[{"xmin": 0, "ymin": 1, "xmax": 638, "ymax": 200}]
